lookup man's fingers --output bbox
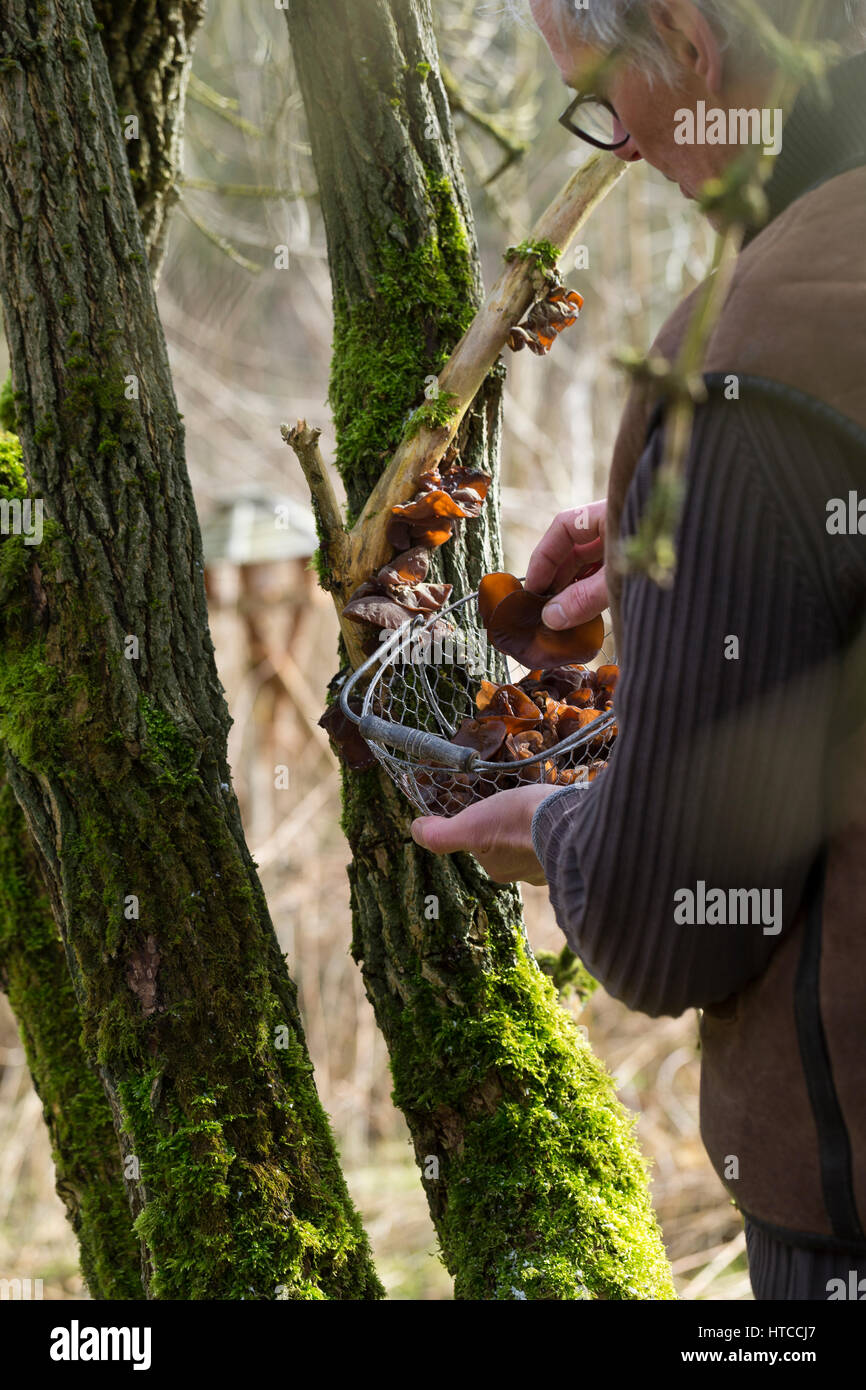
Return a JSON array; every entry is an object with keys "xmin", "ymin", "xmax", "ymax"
[
  {"xmin": 548, "ymin": 537, "xmax": 604, "ymax": 598},
  {"xmin": 411, "ymin": 804, "xmax": 491, "ymax": 856},
  {"xmin": 525, "ymin": 504, "xmax": 604, "ymax": 594},
  {"xmin": 541, "ymin": 566, "xmax": 609, "ymax": 630}
]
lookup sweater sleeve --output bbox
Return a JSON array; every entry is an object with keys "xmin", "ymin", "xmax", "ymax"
[{"xmin": 531, "ymin": 386, "xmax": 865, "ymax": 1017}]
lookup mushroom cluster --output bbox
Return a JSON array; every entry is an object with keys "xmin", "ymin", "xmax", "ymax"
[
  {"xmin": 320, "ymin": 260, "xmax": 588, "ymax": 774},
  {"xmin": 450, "ymin": 661, "xmax": 617, "ymax": 774},
  {"xmin": 338, "ymin": 445, "xmax": 492, "ymax": 657},
  {"xmin": 416, "ymin": 661, "xmax": 619, "ymax": 815},
  {"xmin": 507, "ymin": 283, "xmax": 583, "ymax": 356},
  {"xmin": 386, "ymin": 445, "xmax": 491, "ymax": 552},
  {"xmin": 341, "ymin": 545, "xmax": 453, "ymax": 635}
]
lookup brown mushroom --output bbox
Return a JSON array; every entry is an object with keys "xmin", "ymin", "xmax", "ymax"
[{"xmin": 480, "ymin": 574, "xmax": 605, "ymax": 670}]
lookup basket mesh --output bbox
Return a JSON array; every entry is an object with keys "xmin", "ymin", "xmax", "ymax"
[{"xmin": 357, "ymin": 591, "xmax": 618, "ymax": 817}]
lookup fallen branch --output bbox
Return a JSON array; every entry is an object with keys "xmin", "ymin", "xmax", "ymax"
[
  {"xmin": 285, "ymin": 151, "xmax": 627, "ymax": 669},
  {"xmin": 345, "ymin": 151, "xmax": 627, "ymax": 597}
]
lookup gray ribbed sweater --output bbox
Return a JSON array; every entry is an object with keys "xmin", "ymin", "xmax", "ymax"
[{"xmin": 531, "ymin": 390, "xmax": 866, "ymax": 1017}]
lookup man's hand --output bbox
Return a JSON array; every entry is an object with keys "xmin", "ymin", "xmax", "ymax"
[
  {"xmin": 411, "ymin": 784, "xmax": 564, "ymax": 885},
  {"xmin": 525, "ymin": 500, "xmax": 608, "ymax": 629}
]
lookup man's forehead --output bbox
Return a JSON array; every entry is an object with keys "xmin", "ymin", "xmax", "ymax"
[{"xmin": 530, "ymin": 0, "xmax": 607, "ymax": 88}]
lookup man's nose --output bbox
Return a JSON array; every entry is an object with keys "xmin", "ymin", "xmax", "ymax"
[{"xmin": 612, "ymin": 118, "xmax": 643, "ymax": 163}]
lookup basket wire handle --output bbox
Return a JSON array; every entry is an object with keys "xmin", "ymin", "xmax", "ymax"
[
  {"xmin": 338, "ymin": 627, "xmax": 480, "ymax": 772},
  {"xmin": 357, "ymin": 713, "xmax": 479, "ymax": 772}
]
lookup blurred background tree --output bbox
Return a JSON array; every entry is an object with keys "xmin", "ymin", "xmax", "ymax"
[{"xmin": 1, "ymin": 0, "xmax": 743, "ymax": 1300}]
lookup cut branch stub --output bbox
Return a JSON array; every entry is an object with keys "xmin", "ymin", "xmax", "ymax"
[
  {"xmin": 280, "ymin": 419, "xmax": 349, "ymax": 585},
  {"xmin": 281, "ymin": 419, "xmax": 370, "ymax": 669}
]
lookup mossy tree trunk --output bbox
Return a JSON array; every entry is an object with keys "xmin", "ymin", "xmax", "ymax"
[
  {"xmin": 285, "ymin": 0, "xmax": 675, "ymax": 1299},
  {"xmin": 0, "ymin": 778, "xmax": 143, "ymax": 1297},
  {"xmin": 0, "ymin": 0, "xmax": 203, "ymax": 1298},
  {"xmin": 0, "ymin": 0, "xmax": 382, "ymax": 1300},
  {"xmin": 92, "ymin": 0, "xmax": 205, "ymax": 281}
]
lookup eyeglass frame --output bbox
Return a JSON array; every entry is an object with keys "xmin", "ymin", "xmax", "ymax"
[{"xmin": 558, "ymin": 92, "xmax": 630, "ymax": 151}]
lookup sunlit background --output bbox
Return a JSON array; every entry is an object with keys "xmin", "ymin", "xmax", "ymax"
[{"xmin": 0, "ymin": 0, "xmax": 747, "ymax": 1299}]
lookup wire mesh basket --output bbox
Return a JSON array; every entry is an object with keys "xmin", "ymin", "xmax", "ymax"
[{"xmin": 339, "ymin": 586, "xmax": 617, "ymax": 817}]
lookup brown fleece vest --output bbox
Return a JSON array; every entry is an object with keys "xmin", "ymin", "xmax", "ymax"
[{"xmin": 606, "ymin": 165, "xmax": 866, "ymax": 1246}]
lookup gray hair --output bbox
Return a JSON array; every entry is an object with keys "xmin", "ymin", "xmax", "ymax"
[{"xmin": 513, "ymin": 1, "xmax": 866, "ymax": 77}]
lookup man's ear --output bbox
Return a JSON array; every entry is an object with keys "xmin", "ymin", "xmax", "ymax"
[{"xmin": 648, "ymin": 0, "xmax": 724, "ymax": 96}]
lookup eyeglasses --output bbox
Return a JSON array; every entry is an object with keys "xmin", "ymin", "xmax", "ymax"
[{"xmin": 559, "ymin": 93, "xmax": 630, "ymax": 151}]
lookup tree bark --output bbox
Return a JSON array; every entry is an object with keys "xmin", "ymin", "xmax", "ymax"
[
  {"xmin": 0, "ymin": 0, "xmax": 382, "ymax": 1300},
  {"xmin": 0, "ymin": 0, "xmax": 203, "ymax": 1297},
  {"xmin": 286, "ymin": 0, "xmax": 675, "ymax": 1299},
  {"xmin": 93, "ymin": 0, "xmax": 205, "ymax": 280},
  {"xmin": 0, "ymin": 777, "xmax": 143, "ymax": 1297}
]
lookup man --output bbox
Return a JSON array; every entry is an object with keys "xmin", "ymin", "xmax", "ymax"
[{"xmin": 412, "ymin": 0, "xmax": 866, "ymax": 1299}]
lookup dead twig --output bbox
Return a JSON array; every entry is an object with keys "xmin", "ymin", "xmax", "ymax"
[
  {"xmin": 441, "ymin": 65, "xmax": 528, "ymax": 185},
  {"xmin": 280, "ymin": 421, "xmax": 366, "ymax": 667}
]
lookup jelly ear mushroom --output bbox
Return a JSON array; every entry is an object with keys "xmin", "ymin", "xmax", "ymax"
[
  {"xmin": 318, "ymin": 702, "xmax": 377, "ymax": 771},
  {"xmin": 475, "ymin": 680, "xmax": 543, "ymax": 734},
  {"xmin": 596, "ymin": 664, "xmax": 619, "ymax": 693},
  {"xmin": 478, "ymin": 572, "xmax": 605, "ymax": 669},
  {"xmin": 487, "ymin": 587, "xmax": 605, "ymax": 669},
  {"xmin": 377, "ymin": 546, "xmax": 430, "ymax": 588},
  {"xmin": 414, "ymin": 518, "xmax": 455, "ymax": 549},
  {"xmin": 390, "ymin": 490, "xmax": 468, "ymax": 524},
  {"xmin": 478, "ymin": 571, "xmax": 523, "ymax": 626},
  {"xmin": 341, "ymin": 593, "xmax": 414, "ymax": 630},
  {"xmin": 565, "ymin": 687, "xmax": 595, "ymax": 708},
  {"xmin": 451, "ymin": 718, "xmax": 508, "ymax": 760}
]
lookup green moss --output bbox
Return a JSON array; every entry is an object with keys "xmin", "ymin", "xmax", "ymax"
[
  {"xmin": 138, "ymin": 696, "xmax": 199, "ymax": 791},
  {"xmin": 0, "ymin": 450, "xmax": 70, "ymax": 767},
  {"xmin": 0, "ymin": 635, "xmax": 64, "ymax": 769},
  {"xmin": 56, "ymin": 355, "xmax": 137, "ymax": 465},
  {"xmin": 504, "ymin": 238, "xmax": 562, "ymax": 270},
  {"xmin": 0, "ymin": 779, "xmax": 144, "ymax": 1298},
  {"xmin": 306, "ymin": 547, "xmax": 334, "ymax": 590},
  {"xmin": 0, "ymin": 430, "xmax": 25, "ymax": 497},
  {"xmin": 0, "ymin": 373, "xmax": 16, "ymax": 432},
  {"xmin": 329, "ymin": 172, "xmax": 477, "ymax": 513},
  {"xmin": 118, "ymin": 1064, "xmax": 375, "ymax": 1300},
  {"xmin": 33, "ymin": 419, "xmax": 55, "ymax": 445},
  {"xmin": 535, "ymin": 943, "xmax": 598, "ymax": 1002},
  {"xmin": 416, "ymin": 60, "xmax": 431, "ymax": 79},
  {"xmin": 0, "ymin": 489, "xmax": 81, "ymax": 775},
  {"xmin": 388, "ymin": 907, "xmax": 674, "ymax": 1300},
  {"xmin": 404, "ymin": 389, "xmax": 459, "ymax": 439}
]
